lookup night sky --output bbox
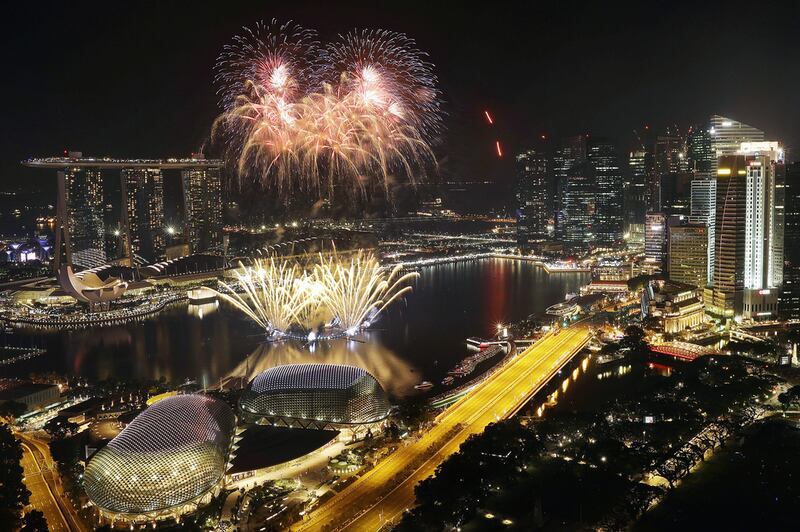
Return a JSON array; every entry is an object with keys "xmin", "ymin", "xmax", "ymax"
[{"xmin": 3, "ymin": 0, "xmax": 800, "ymax": 191}]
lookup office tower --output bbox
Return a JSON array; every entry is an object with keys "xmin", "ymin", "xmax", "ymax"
[
  {"xmin": 652, "ymin": 131, "xmax": 687, "ymax": 211},
  {"xmin": 660, "ymin": 171, "xmax": 691, "ymax": 216},
  {"xmin": 182, "ymin": 163, "xmax": 223, "ymax": 254},
  {"xmin": 781, "ymin": 162, "xmax": 800, "ymax": 319},
  {"xmin": 587, "ymin": 138, "xmax": 623, "ymax": 245},
  {"xmin": 668, "ymin": 222, "xmax": 708, "ymax": 289},
  {"xmin": 709, "ymin": 115, "xmax": 765, "ymax": 167},
  {"xmin": 626, "ymin": 150, "xmax": 648, "ymax": 224},
  {"xmin": 708, "ymin": 155, "xmax": 750, "ymax": 319},
  {"xmin": 59, "ymin": 167, "xmax": 106, "ymax": 269},
  {"xmin": 689, "ymin": 179, "xmax": 716, "ymax": 285},
  {"xmin": 552, "ymin": 135, "xmax": 586, "ymax": 239},
  {"xmin": 563, "ymin": 160, "xmax": 595, "ymax": 247},
  {"xmin": 644, "ymin": 212, "xmax": 667, "ymax": 272},
  {"xmin": 515, "ymin": 146, "xmax": 549, "ymax": 246},
  {"xmin": 121, "ymin": 168, "xmax": 166, "ymax": 263},
  {"xmin": 687, "ymin": 125, "xmax": 714, "ymax": 178},
  {"xmin": 739, "ymin": 142, "xmax": 784, "ymax": 320}
]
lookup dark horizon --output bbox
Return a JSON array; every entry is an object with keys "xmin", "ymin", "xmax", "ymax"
[{"xmin": 3, "ymin": 0, "xmax": 800, "ymax": 190}]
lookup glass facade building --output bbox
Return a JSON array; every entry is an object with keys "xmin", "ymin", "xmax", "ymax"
[
  {"xmin": 515, "ymin": 147, "xmax": 550, "ymax": 246},
  {"xmin": 239, "ymin": 364, "xmax": 390, "ymax": 427},
  {"xmin": 84, "ymin": 395, "xmax": 235, "ymax": 521},
  {"xmin": 587, "ymin": 138, "xmax": 623, "ymax": 245}
]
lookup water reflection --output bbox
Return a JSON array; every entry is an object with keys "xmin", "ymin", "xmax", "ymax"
[
  {"xmin": 2, "ymin": 259, "xmax": 588, "ymax": 387},
  {"xmin": 223, "ymin": 335, "xmax": 418, "ymax": 396}
]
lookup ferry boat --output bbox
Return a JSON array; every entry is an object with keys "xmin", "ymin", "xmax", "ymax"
[{"xmin": 414, "ymin": 381, "xmax": 434, "ymax": 390}]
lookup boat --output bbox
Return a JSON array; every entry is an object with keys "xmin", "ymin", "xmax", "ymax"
[
  {"xmin": 441, "ymin": 376, "xmax": 454, "ymax": 386},
  {"xmin": 414, "ymin": 381, "xmax": 434, "ymax": 390}
]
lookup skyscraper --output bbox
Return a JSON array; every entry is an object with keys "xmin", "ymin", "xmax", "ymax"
[
  {"xmin": 739, "ymin": 142, "xmax": 784, "ymax": 320},
  {"xmin": 553, "ymin": 135, "xmax": 586, "ymax": 240},
  {"xmin": 515, "ymin": 146, "xmax": 549, "ymax": 246},
  {"xmin": 121, "ymin": 168, "xmax": 166, "ymax": 263},
  {"xmin": 644, "ymin": 212, "xmax": 667, "ymax": 272},
  {"xmin": 692, "ymin": 116, "xmax": 764, "ymax": 290},
  {"xmin": 689, "ymin": 179, "xmax": 716, "ymax": 285},
  {"xmin": 708, "ymin": 155, "xmax": 748, "ymax": 319},
  {"xmin": 625, "ymin": 149, "xmax": 649, "ymax": 226},
  {"xmin": 781, "ymin": 162, "xmax": 800, "ymax": 319},
  {"xmin": 587, "ymin": 138, "xmax": 623, "ymax": 245},
  {"xmin": 709, "ymin": 115, "xmax": 765, "ymax": 166},
  {"xmin": 563, "ymin": 160, "xmax": 595, "ymax": 247},
  {"xmin": 687, "ymin": 125, "xmax": 714, "ymax": 178},
  {"xmin": 182, "ymin": 161, "xmax": 223, "ymax": 254},
  {"xmin": 668, "ymin": 222, "xmax": 708, "ymax": 289},
  {"xmin": 60, "ymin": 166, "xmax": 105, "ymax": 269},
  {"xmin": 652, "ymin": 131, "xmax": 687, "ymax": 211}
]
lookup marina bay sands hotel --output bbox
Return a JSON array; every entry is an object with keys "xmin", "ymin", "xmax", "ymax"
[{"xmin": 23, "ymin": 152, "xmax": 223, "ymax": 270}]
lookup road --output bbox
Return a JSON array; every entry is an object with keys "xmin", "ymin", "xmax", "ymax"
[
  {"xmin": 18, "ymin": 432, "xmax": 87, "ymax": 532},
  {"xmin": 293, "ymin": 325, "xmax": 591, "ymax": 531}
]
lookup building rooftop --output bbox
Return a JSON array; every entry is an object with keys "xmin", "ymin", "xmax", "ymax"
[
  {"xmin": 0, "ymin": 381, "xmax": 58, "ymax": 401},
  {"xmin": 22, "ymin": 156, "xmax": 222, "ymax": 170},
  {"xmin": 228, "ymin": 426, "xmax": 338, "ymax": 474}
]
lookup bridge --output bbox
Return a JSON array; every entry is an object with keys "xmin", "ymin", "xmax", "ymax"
[
  {"xmin": 650, "ymin": 341, "xmax": 716, "ymax": 361},
  {"xmin": 293, "ymin": 325, "xmax": 592, "ymax": 531}
]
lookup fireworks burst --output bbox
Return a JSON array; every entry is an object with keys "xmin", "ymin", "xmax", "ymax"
[
  {"xmin": 213, "ymin": 20, "xmax": 442, "ymax": 196},
  {"xmin": 214, "ymin": 251, "xmax": 418, "ymax": 339},
  {"xmin": 313, "ymin": 251, "xmax": 419, "ymax": 333}
]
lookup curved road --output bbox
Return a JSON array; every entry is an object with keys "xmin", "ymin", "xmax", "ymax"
[
  {"xmin": 18, "ymin": 432, "xmax": 87, "ymax": 532},
  {"xmin": 293, "ymin": 325, "xmax": 591, "ymax": 531}
]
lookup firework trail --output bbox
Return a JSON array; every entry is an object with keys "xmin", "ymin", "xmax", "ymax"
[
  {"xmin": 313, "ymin": 250, "xmax": 419, "ymax": 333},
  {"xmin": 214, "ymin": 20, "xmax": 442, "ymax": 197}
]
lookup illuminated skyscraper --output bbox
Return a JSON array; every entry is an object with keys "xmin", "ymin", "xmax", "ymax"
[
  {"xmin": 691, "ymin": 116, "xmax": 764, "ymax": 289},
  {"xmin": 625, "ymin": 149, "xmax": 649, "ymax": 228},
  {"xmin": 515, "ymin": 146, "xmax": 550, "ymax": 246},
  {"xmin": 563, "ymin": 161, "xmax": 595, "ymax": 247},
  {"xmin": 553, "ymin": 135, "xmax": 586, "ymax": 240},
  {"xmin": 121, "ymin": 168, "xmax": 165, "ymax": 263},
  {"xmin": 644, "ymin": 212, "xmax": 667, "ymax": 272},
  {"xmin": 59, "ymin": 166, "xmax": 105, "ymax": 269},
  {"xmin": 182, "ymin": 160, "xmax": 223, "ymax": 254},
  {"xmin": 587, "ymin": 138, "xmax": 623, "ymax": 245},
  {"xmin": 709, "ymin": 115, "xmax": 765, "ymax": 166},
  {"xmin": 740, "ymin": 142, "xmax": 784, "ymax": 320},
  {"xmin": 689, "ymin": 178, "xmax": 716, "ymax": 285}
]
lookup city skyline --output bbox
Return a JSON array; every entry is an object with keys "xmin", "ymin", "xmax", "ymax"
[
  {"xmin": 1, "ymin": 4, "xmax": 799, "ymax": 532},
  {"xmin": 4, "ymin": 1, "xmax": 800, "ymax": 192}
]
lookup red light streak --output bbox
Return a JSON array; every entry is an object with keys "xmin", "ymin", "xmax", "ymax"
[
  {"xmin": 495, "ymin": 141, "xmax": 503, "ymax": 157},
  {"xmin": 484, "ymin": 110, "xmax": 494, "ymax": 125}
]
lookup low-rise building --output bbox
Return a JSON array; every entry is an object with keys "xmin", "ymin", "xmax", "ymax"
[
  {"xmin": 0, "ymin": 381, "xmax": 60, "ymax": 413},
  {"xmin": 644, "ymin": 280, "xmax": 704, "ymax": 334}
]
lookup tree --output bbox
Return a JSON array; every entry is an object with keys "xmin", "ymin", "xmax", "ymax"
[
  {"xmin": 0, "ymin": 401, "xmax": 27, "ymax": 422},
  {"xmin": 21, "ymin": 510, "xmax": 48, "ymax": 532},
  {"xmin": 43, "ymin": 417, "xmax": 78, "ymax": 439},
  {"xmin": 0, "ymin": 425, "xmax": 30, "ymax": 529}
]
